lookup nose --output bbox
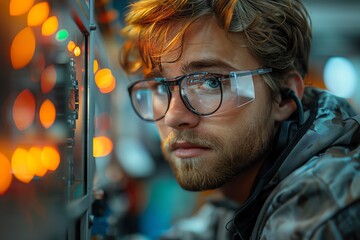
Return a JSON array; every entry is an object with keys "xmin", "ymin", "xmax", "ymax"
[{"xmin": 164, "ymin": 90, "xmax": 200, "ymax": 130}]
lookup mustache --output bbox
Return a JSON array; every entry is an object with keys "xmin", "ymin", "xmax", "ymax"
[{"xmin": 162, "ymin": 130, "xmax": 221, "ymax": 151}]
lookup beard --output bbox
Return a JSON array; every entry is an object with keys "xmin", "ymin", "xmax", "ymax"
[{"xmin": 161, "ymin": 115, "xmax": 275, "ymax": 191}]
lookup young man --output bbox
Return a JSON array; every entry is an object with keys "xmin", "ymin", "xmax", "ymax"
[{"xmin": 120, "ymin": 0, "xmax": 360, "ymax": 239}]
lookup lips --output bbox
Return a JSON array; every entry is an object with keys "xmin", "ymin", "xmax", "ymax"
[{"xmin": 170, "ymin": 141, "xmax": 210, "ymax": 158}]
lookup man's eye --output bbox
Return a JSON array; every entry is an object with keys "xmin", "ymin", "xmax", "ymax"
[{"xmin": 203, "ymin": 77, "xmax": 220, "ymax": 89}]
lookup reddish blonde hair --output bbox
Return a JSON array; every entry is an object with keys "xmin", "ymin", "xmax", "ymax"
[{"xmin": 120, "ymin": 0, "xmax": 312, "ymax": 91}]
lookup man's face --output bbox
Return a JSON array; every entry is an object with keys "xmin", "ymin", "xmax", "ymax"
[{"xmin": 156, "ymin": 17, "xmax": 277, "ymax": 191}]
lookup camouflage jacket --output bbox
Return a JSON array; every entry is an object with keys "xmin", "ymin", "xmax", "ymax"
[
  {"xmin": 161, "ymin": 88, "xmax": 360, "ymax": 240},
  {"xmin": 246, "ymin": 88, "xmax": 360, "ymax": 240}
]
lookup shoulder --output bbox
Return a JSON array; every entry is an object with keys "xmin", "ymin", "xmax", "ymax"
[{"xmin": 257, "ymin": 145, "xmax": 360, "ymax": 239}]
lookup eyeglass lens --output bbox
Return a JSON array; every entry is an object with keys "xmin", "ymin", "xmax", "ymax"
[
  {"xmin": 130, "ymin": 74, "xmax": 223, "ymax": 120},
  {"xmin": 181, "ymin": 75, "xmax": 222, "ymax": 115},
  {"xmin": 131, "ymin": 81, "xmax": 169, "ymax": 121}
]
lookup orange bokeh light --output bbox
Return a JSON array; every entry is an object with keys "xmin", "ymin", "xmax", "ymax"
[
  {"xmin": 95, "ymin": 68, "xmax": 111, "ymax": 85},
  {"xmin": 93, "ymin": 59, "xmax": 99, "ymax": 73},
  {"xmin": 100, "ymin": 75, "xmax": 116, "ymax": 94},
  {"xmin": 41, "ymin": 65, "xmax": 57, "ymax": 93},
  {"xmin": 27, "ymin": 147, "xmax": 47, "ymax": 177},
  {"xmin": 11, "ymin": 148, "xmax": 34, "ymax": 183},
  {"xmin": 73, "ymin": 46, "xmax": 81, "ymax": 57},
  {"xmin": 10, "ymin": 27, "xmax": 36, "ymax": 70},
  {"xmin": 13, "ymin": 89, "xmax": 35, "ymax": 131},
  {"xmin": 0, "ymin": 153, "xmax": 13, "ymax": 195},
  {"xmin": 42, "ymin": 16, "xmax": 58, "ymax": 36},
  {"xmin": 41, "ymin": 146, "xmax": 60, "ymax": 171},
  {"xmin": 95, "ymin": 68, "xmax": 116, "ymax": 93},
  {"xmin": 39, "ymin": 99, "xmax": 56, "ymax": 129},
  {"xmin": 93, "ymin": 136, "xmax": 113, "ymax": 157},
  {"xmin": 9, "ymin": 0, "xmax": 34, "ymax": 16},
  {"xmin": 67, "ymin": 41, "xmax": 76, "ymax": 52},
  {"xmin": 27, "ymin": 2, "xmax": 49, "ymax": 27}
]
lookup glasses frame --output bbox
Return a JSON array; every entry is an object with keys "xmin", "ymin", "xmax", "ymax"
[{"xmin": 128, "ymin": 68, "xmax": 272, "ymax": 122}]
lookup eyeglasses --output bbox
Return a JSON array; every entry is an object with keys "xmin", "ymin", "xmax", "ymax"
[{"xmin": 128, "ymin": 68, "xmax": 272, "ymax": 121}]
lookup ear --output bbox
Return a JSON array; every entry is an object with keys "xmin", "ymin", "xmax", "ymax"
[{"xmin": 273, "ymin": 71, "xmax": 304, "ymax": 122}]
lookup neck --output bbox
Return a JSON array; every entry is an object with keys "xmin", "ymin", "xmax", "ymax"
[{"xmin": 219, "ymin": 160, "xmax": 264, "ymax": 204}]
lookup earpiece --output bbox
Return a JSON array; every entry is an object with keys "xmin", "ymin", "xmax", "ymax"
[
  {"xmin": 284, "ymin": 89, "xmax": 304, "ymax": 125},
  {"xmin": 274, "ymin": 89, "xmax": 304, "ymax": 154}
]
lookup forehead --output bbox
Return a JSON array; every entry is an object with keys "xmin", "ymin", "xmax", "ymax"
[{"xmin": 159, "ymin": 16, "xmax": 261, "ymax": 76}]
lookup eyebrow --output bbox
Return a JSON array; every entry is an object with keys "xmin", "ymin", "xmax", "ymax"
[
  {"xmin": 145, "ymin": 59, "xmax": 239, "ymax": 79},
  {"xmin": 181, "ymin": 59, "xmax": 238, "ymax": 74}
]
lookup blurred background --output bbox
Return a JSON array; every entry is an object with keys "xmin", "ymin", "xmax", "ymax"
[{"xmin": 0, "ymin": 0, "xmax": 359, "ymax": 239}]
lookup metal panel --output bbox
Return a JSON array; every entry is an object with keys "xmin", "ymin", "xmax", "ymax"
[{"xmin": 0, "ymin": 0, "xmax": 107, "ymax": 239}]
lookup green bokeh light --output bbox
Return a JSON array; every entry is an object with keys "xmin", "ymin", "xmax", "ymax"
[{"xmin": 55, "ymin": 29, "xmax": 69, "ymax": 42}]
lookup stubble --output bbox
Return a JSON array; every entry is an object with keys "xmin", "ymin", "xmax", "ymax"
[{"xmin": 161, "ymin": 115, "xmax": 274, "ymax": 191}]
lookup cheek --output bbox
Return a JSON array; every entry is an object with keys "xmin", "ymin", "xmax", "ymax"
[
  {"xmin": 212, "ymin": 103, "xmax": 269, "ymax": 138},
  {"xmin": 156, "ymin": 121, "xmax": 169, "ymax": 140}
]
